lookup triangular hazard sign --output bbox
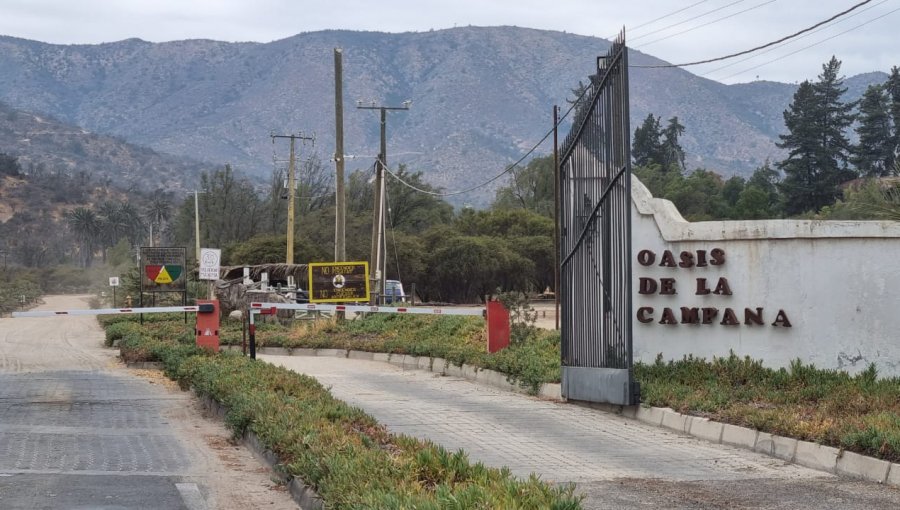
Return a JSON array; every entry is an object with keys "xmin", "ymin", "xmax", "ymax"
[
  {"xmin": 145, "ymin": 265, "xmax": 162, "ymax": 281},
  {"xmin": 166, "ymin": 265, "xmax": 183, "ymax": 281},
  {"xmin": 155, "ymin": 266, "xmax": 173, "ymax": 284}
]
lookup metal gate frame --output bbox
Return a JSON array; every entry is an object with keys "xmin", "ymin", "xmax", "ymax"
[{"xmin": 558, "ymin": 32, "xmax": 639, "ymax": 405}]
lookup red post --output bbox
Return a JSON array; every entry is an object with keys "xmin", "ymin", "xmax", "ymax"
[
  {"xmin": 195, "ymin": 300, "xmax": 220, "ymax": 352},
  {"xmin": 486, "ymin": 300, "xmax": 510, "ymax": 353}
]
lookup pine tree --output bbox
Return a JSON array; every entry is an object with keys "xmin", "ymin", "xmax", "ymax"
[
  {"xmin": 777, "ymin": 57, "xmax": 856, "ymax": 214},
  {"xmin": 886, "ymin": 66, "xmax": 900, "ymax": 170},
  {"xmin": 661, "ymin": 116, "xmax": 686, "ymax": 173},
  {"xmin": 632, "ymin": 114, "xmax": 663, "ymax": 168},
  {"xmin": 852, "ymin": 84, "xmax": 893, "ymax": 177}
]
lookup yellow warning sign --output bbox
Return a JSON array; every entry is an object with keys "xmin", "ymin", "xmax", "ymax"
[{"xmin": 155, "ymin": 266, "xmax": 174, "ymax": 284}]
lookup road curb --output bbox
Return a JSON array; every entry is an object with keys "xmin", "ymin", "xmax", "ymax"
[
  {"xmin": 196, "ymin": 394, "xmax": 325, "ymax": 510},
  {"xmin": 236, "ymin": 347, "xmax": 900, "ymax": 488}
]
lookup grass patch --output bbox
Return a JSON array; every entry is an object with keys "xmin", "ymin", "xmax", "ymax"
[{"xmin": 105, "ymin": 317, "xmax": 581, "ymax": 509}]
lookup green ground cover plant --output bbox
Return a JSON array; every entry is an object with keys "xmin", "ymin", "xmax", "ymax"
[
  {"xmin": 104, "ymin": 315, "xmax": 581, "ymax": 509},
  {"xmin": 111, "ymin": 313, "xmax": 900, "ymax": 464},
  {"xmin": 636, "ymin": 354, "xmax": 900, "ymax": 462}
]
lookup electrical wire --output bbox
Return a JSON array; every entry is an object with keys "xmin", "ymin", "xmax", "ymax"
[
  {"xmin": 384, "ymin": 185, "xmax": 403, "ymax": 283},
  {"xmin": 716, "ymin": 4, "xmax": 900, "ymax": 81},
  {"xmin": 635, "ymin": 0, "xmax": 779, "ymax": 48},
  {"xmin": 603, "ymin": 0, "xmax": 711, "ymax": 40},
  {"xmin": 699, "ymin": 0, "xmax": 890, "ymax": 78},
  {"xmin": 382, "ymin": 77, "xmax": 594, "ymax": 197},
  {"xmin": 629, "ymin": 0, "xmax": 747, "ymax": 42},
  {"xmin": 632, "ymin": 0, "xmax": 876, "ymax": 68}
]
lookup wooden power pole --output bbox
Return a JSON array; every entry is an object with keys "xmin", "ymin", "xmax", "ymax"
[
  {"xmin": 357, "ymin": 100, "xmax": 410, "ymax": 304},
  {"xmin": 271, "ymin": 132, "xmax": 313, "ymax": 264},
  {"xmin": 334, "ymin": 48, "xmax": 346, "ymax": 262}
]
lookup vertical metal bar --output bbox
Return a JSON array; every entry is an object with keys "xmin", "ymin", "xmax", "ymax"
[
  {"xmin": 249, "ymin": 310, "xmax": 257, "ymax": 360},
  {"xmin": 553, "ymin": 105, "xmax": 560, "ymax": 331}
]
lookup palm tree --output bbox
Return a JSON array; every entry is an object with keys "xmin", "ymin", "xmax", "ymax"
[
  {"xmin": 118, "ymin": 202, "xmax": 145, "ymax": 246},
  {"xmin": 97, "ymin": 201, "xmax": 126, "ymax": 261},
  {"xmin": 146, "ymin": 193, "xmax": 172, "ymax": 246},
  {"xmin": 67, "ymin": 207, "xmax": 101, "ymax": 267}
]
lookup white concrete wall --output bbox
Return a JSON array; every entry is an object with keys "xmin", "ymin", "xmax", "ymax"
[{"xmin": 631, "ymin": 178, "xmax": 900, "ymax": 377}]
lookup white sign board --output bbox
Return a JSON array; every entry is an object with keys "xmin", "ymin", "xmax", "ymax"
[
  {"xmin": 199, "ymin": 248, "xmax": 221, "ymax": 281},
  {"xmin": 109, "ymin": 277, "xmax": 120, "ymax": 287}
]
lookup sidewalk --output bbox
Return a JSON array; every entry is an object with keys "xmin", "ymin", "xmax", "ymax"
[{"xmin": 262, "ymin": 354, "xmax": 900, "ymax": 509}]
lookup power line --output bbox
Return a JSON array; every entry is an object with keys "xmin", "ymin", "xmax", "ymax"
[
  {"xmin": 384, "ymin": 185, "xmax": 402, "ymax": 283},
  {"xmin": 632, "ymin": 0, "xmax": 876, "ymax": 68},
  {"xmin": 604, "ymin": 0, "xmax": 711, "ymax": 40},
  {"xmin": 630, "ymin": 0, "xmax": 747, "ymax": 42},
  {"xmin": 699, "ymin": 0, "xmax": 890, "ymax": 78},
  {"xmin": 635, "ymin": 0, "xmax": 779, "ymax": 49},
  {"xmin": 717, "ymin": 4, "xmax": 900, "ymax": 81},
  {"xmin": 382, "ymin": 79, "xmax": 593, "ymax": 198}
]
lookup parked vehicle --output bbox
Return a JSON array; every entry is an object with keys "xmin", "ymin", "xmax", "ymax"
[{"xmin": 384, "ymin": 280, "xmax": 405, "ymax": 304}]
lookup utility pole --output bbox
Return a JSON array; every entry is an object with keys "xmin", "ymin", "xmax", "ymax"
[
  {"xmin": 193, "ymin": 191, "xmax": 201, "ymax": 264},
  {"xmin": 357, "ymin": 100, "xmax": 410, "ymax": 304},
  {"xmin": 271, "ymin": 132, "xmax": 314, "ymax": 264},
  {"xmin": 334, "ymin": 48, "xmax": 346, "ymax": 262}
]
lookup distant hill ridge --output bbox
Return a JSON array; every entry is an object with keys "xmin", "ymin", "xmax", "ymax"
[
  {"xmin": 0, "ymin": 27, "xmax": 887, "ymax": 205},
  {"xmin": 0, "ymin": 101, "xmax": 205, "ymax": 192}
]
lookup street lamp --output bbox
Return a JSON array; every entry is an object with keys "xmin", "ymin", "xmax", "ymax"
[{"xmin": 357, "ymin": 100, "xmax": 411, "ymax": 304}]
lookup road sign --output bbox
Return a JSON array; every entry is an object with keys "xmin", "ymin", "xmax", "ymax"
[
  {"xmin": 199, "ymin": 248, "xmax": 221, "ymax": 281},
  {"xmin": 308, "ymin": 262, "xmax": 369, "ymax": 302},
  {"xmin": 109, "ymin": 277, "xmax": 120, "ymax": 287},
  {"xmin": 140, "ymin": 247, "xmax": 186, "ymax": 292}
]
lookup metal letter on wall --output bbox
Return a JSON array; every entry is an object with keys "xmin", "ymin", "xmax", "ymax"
[{"xmin": 558, "ymin": 32, "xmax": 639, "ymax": 405}]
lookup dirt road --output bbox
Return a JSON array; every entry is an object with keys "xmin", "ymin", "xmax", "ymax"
[{"xmin": 0, "ymin": 295, "xmax": 298, "ymax": 509}]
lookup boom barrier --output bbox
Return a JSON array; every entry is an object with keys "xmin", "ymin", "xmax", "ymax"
[{"xmin": 12, "ymin": 305, "xmax": 208, "ymax": 318}]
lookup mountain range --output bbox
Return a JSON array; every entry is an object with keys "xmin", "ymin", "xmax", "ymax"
[{"xmin": 0, "ymin": 26, "xmax": 889, "ymax": 206}]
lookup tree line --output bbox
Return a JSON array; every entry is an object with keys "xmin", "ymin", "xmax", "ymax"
[
  {"xmin": 3, "ymin": 56, "xmax": 898, "ymax": 303},
  {"xmin": 632, "ymin": 58, "xmax": 900, "ymax": 221}
]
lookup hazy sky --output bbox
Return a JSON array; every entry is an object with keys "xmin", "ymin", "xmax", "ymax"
[{"xmin": 1, "ymin": 0, "xmax": 897, "ymax": 84}]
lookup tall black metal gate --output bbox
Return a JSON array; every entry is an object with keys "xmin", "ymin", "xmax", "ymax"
[{"xmin": 558, "ymin": 33, "xmax": 639, "ymax": 405}]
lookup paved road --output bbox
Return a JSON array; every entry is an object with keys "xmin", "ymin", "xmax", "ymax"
[
  {"xmin": 0, "ymin": 296, "xmax": 297, "ymax": 510},
  {"xmin": 263, "ymin": 355, "xmax": 900, "ymax": 510}
]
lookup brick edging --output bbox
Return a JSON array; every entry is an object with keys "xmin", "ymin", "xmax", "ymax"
[
  {"xmin": 229, "ymin": 345, "xmax": 899, "ymax": 487},
  {"xmin": 630, "ymin": 406, "xmax": 897, "ymax": 486}
]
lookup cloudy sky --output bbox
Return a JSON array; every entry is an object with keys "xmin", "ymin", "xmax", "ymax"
[{"xmin": 1, "ymin": 0, "xmax": 897, "ymax": 84}]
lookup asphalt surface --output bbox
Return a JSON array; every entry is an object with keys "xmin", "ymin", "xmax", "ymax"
[
  {"xmin": 0, "ymin": 296, "xmax": 297, "ymax": 510},
  {"xmin": 264, "ymin": 354, "xmax": 900, "ymax": 510}
]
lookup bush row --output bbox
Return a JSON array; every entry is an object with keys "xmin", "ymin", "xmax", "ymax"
[{"xmin": 107, "ymin": 317, "xmax": 581, "ymax": 509}]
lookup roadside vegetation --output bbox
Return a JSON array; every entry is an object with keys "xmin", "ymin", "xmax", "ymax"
[
  {"xmin": 105, "ymin": 309, "xmax": 900, "ymax": 464},
  {"xmin": 100, "ymin": 313, "xmax": 580, "ymax": 509}
]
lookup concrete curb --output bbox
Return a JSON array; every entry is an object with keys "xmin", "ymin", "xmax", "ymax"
[
  {"xmin": 197, "ymin": 394, "xmax": 324, "ymax": 510},
  {"xmin": 231, "ymin": 347, "xmax": 900, "ymax": 488}
]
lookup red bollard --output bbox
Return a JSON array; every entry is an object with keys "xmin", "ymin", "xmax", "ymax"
[
  {"xmin": 486, "ymin": 300, "xmax": 510, "ymax": 353},
  {"xmin": 195, "ymin": 300, "xmax": 220, "ymax": 352}
]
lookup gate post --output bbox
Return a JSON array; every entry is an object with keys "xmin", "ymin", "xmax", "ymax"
[
  {"xmin": 486, "ymin": 301, "xmax": 510, "ymax": 353},
  {"xmin": 195, "ymin": 300, "xmax": 220, "ymax": 352}
]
